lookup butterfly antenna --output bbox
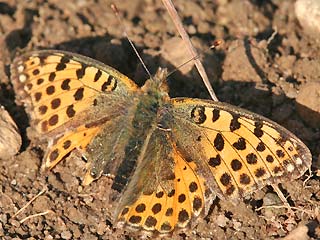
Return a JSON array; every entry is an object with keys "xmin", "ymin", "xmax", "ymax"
[
  {"xmin": 111, "ymin": 4, "xmax": 153, "ymax": 80},
  {"xmin": 167, "ymin": 40, "xmax": 223, "ymax": 78}
]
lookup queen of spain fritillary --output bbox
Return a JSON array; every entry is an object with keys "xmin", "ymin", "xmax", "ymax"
[{"xmin": 11, "ymin": 50, "xmax": 312, "ymax": 235}]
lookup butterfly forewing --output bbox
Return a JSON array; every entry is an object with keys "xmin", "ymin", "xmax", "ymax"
[{"xmin": 11, "ymin": 50, "xmax": 139, "ymax": 170}]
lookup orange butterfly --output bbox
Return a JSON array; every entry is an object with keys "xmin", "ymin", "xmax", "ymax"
[{"xmin": 11, "ymin": 50, "xmax": 312, "ymax": 234}]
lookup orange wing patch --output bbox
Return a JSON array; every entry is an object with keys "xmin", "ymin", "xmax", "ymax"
[
  {"xmin": 11, "ymin": 51, "xmax": 137, "ymax": 171},
  {"xmin": 12, "ymin": 52, "xmax": 118, "ymax": 133},
  {"xmin": 117, "ymin": 143, "xmax": 205, "ymax": 234},
  {"xmin": 43, "ymin": 125, "xmax": 101, "ymax": 170},
  {"xmin": 172, "ymin": 98, "xmax": 311, "ymax": 200},
  {"xmin": 191, "ymin": 105, "xmax": 309, "ymax": 198}
]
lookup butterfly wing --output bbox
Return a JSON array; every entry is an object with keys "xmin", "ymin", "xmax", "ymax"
[
  {"xmin": 115, "ymin": 127, "xmax": 208, "ymax": 234},
  {"xmin": 170, "ymin": 98, "xmax": 312, "ymax": 200},
  {"xmin": 11, "ymin": 50, "xmax": 140, "ymax": 172}
]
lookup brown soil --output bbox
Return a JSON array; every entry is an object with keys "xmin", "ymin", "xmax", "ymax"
[{"xmin": 0, "ymin": 0, "xmax": 319, "ymax": 239}]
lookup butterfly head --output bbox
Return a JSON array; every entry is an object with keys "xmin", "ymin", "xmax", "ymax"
[{"xmin": 142, "ymin": 67, "xmax": 169, "ymax": 97}]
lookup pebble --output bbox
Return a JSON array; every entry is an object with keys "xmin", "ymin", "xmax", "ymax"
[
  {"xmin": 0, "ymin": 214, "xmax": 8, "ymax": 224},
  {"xmin": 10, "ymin": 179, "xmax": 17, "ymax": 185},
  {"xmin": 215, "ymin": 214, "xmax": 228, "ymax": 227},
  {"xmin": 0, "ymin": 106, "xmax": 21, "ymax": 159},
  {"xmin": 44, "ymin": 235, "xmax": 54, "ymax": 240},
  {"xmin": 282, "ymin": 224, "xmax": 309, "ymax": 240},
  {"xmin": 295, "ymin": 0, "xmax": 320, "ymax": 37},
  {"xmin": 232, "ymin": 220, "xmax": 242, "ymax": 231},
  {"xmin": 61, "ymin": 230, "xmax": 73, "ymax": 240},
  {"xmin": 296, "ymin": 82, "xmax": 320, "ymax": 128}
]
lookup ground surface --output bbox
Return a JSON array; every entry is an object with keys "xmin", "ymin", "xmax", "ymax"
[{"xmin": 0, "ymin": 0, "xmax": 319, "ymax": 239}]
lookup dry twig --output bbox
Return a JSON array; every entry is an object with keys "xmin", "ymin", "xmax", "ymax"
[
  {"xmin": 12, "ymin": 185, "xmax": 47, "ymax": 218},
  {"xmin": 162, "ymin": 0, "xmax": 218, "ymax": 101},
  {"xmin": 20, "ymin": 210, "xmax": 54, "ymax": 224},
  {"xmin": 256, "ymin": 205, "xmax": 316, "ymax": 217},
  {"xmin": 271, "ymin": 184, "xmax": 294, "ymax": 216}
]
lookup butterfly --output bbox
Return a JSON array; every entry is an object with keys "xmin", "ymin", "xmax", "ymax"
[{"xmin": 11, "ymin": 50, "xmax": 312, "ymax": 235}]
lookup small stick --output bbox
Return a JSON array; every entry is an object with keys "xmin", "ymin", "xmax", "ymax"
[
  {"xmin": 20, "ymin": 210, "xmax": 54, "ymax": 224},
  {"xmin": 12, "ymin": 186, "xmax": 47, "ymax": 218},
  {"xmin": 161, "ymin": 0, "xmax": 219, "ymax": 101},
  {"xmin": 271, "ymin": 184, "xmax": 294, "ymax": 216},
  {"xmin": 256, "ymin": 205, "xmax": 315, "ymax": 217},
  {"xmin": 303, "ymin": 165, "xmax": 313, "ymax": 187},
  {"xmin": 266, "ymin": 27, "xmax": 278, "ymax": 48}
]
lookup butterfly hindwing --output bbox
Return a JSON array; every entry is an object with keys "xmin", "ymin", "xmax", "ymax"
[
  {"xmin": 11, "ymin": 50, "xmax": 139, "ymax": 170},
  {"xmin": 115, "ymin": 128, "xmax": 207, "ymax": 234}
]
